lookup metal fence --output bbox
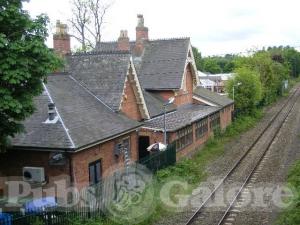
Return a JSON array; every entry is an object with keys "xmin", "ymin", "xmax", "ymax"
[{"xmin": 139, "ymin": 142, "xmax": 176, "ymax": 172}]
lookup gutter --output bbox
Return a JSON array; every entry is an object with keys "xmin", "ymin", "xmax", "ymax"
[{"xmin": 10, "ymin": 125, "xmax": 142, "ymax": 153}]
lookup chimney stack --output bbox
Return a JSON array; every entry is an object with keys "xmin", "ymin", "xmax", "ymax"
[
  {"xmin": 48, "ymin": 103, "xmax": 56, "ymax": 121},
  {"xmin": 117, "ymin": 30, "xmax": 130, "ymax": 51},
  {"xmin": 134, "ymin": 14, "xmax": 148, "ymax": 56},
  {"xmin": 53, "ymin": 20, "xmax": 71, "ymax": 56},
  {"xmin": 136, "ymin": 14, "xmax": 148, "ymax": 41}
]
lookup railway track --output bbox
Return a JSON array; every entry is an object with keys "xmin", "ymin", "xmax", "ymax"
[{"xmin": 183, "ymin": 87, "xmax": 300, "ymax": 225}]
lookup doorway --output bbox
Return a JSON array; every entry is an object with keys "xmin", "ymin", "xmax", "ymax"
[{"xmin": 138, "ymin": 136, "xmax": 150, "ymax": 160}]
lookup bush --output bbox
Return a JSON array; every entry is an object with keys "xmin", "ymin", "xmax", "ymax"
[{"xmin": 276, "ymin": 161, "xmax": 300, "ymax": 225}]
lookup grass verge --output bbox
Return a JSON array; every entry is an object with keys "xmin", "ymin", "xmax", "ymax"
[{"xmin": 275, "ymin": 160, "xmax": 300, "ymax": 225}]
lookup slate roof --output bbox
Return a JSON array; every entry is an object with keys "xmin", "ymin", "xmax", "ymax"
[
  {"xmin": 95, "ymin": 38, "xmax": 191, "ymax": 90},
  {"xmin": 193, "ymin": 86, "xmax": 234, "ymax": 107},
  {"xmin": 66, "ymin": 51, "xmax": 131, "ymax": 111},
  {"xmin": 11, "ymin": 92, "xmax": 72, "ymax": 149},
  {"xmin": 11, "ymin": 74, "xmax": 141, "ymax": 151},
  {"xmin": 144, "ymin": 104, "xmax": 220, "ymax": 132},
  {"xmin": 95, "ymin": 41, "xmax": 136, "ymax": 52},
  {"xmin": 134, "ymin": 38, "xmax": 190, "ymax": 90},
  {"xmin": 143, "ymin": 91, "xmax": 176, "ymax": 118}
]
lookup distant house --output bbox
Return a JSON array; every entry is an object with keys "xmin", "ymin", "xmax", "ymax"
[
  {"xmin": 0, "ymin": 16, "xmax": 234, "ymax": 193},
  {"xmin": 199, "ymin": 71, "xmax": 234, "ymax": 93}
]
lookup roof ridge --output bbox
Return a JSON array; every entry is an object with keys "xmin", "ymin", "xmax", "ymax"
[
  {"xmin": 72, "ymin": 50, "xmax": 131, "ymax": 56},
  {"xmin": 147, "ymin": 37, "xmax": 190, "ymax": 42},
  {"xmin": 94, "ymin": 37, "xmax": 189, "ymax": 45}
]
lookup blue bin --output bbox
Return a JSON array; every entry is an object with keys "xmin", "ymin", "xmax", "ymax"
[
  {"xmin": 0, "ymin": 213, "xmax": 12, "ymax": 225},
  {"xmin": 24, "ymin": 197, "xmax": 57, "ymax": 214}
]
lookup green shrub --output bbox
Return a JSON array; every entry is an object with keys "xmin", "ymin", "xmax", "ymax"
[{"xmin": 276, "ymin": 161, "xmax": 300, "ymax": 225}]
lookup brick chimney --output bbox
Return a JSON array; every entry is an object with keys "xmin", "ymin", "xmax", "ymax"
[
  {"xmin": 134, "ymin": 14, "xmax": 148, "ymax": 56},
  {"xmin": 136, "ymin": 14, "xmax": 148, "ymax": 41},
  {"xmin": 53, "ymin": 20, "xmax": 71, "ymax": 55},
  {"xmin": 117, "ymin": 30, "xmax": 130, "ymax": 51}
]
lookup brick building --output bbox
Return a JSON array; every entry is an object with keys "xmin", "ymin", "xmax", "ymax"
[{"xmin": 0, "ymin": 15, "xmax": 233, "ymax": 194}]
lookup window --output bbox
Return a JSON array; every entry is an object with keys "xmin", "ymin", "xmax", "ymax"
[
  {"xmin": 176, "ymin": 125, "xmax": 193, "ymax": 151},
  {"xmin": 195, "ymin": 118, "xmax": 208, "ymax": 139},
  {"xmin": 210, "ymin": 112, "xmax": 220, "ymax": 130},
  {"xmin": 89, "ymin": 160, "xmax": 102, "ymax": 185}
]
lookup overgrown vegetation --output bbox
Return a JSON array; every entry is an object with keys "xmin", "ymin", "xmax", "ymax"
[
  {"xmin": 225, "ymin": 47, "xmax": 300, "ymax": 117},
  {"xmin": 276, "ymin": 160, "xmax": 300, "ymax": 225},
  {"xmin": 194, "ymin": 46, "xmax": 300, "ymax": 117}
]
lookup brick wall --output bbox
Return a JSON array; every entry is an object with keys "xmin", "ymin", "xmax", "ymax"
[
  {"xmin": 0, "ymin": 132, "xmax": 139, "ymax": 192},
  {"xmin": 53, "ymin": 34, "xmax": 71, "ymax": 56},
  {"xmin": 139, "ymin": 129, "xmax": 164, "ymax": 145},
  {"xmin": 174, "ymin": 64, "xmax": 194, "ymax": 106},
  {"xmin": 71, "ymin": 132, "xmax": 139, "ymax": 189},
  {"xmin": 136, "ymin": 27, "xmax": 149, "ymax": 42},
  {"xmin": 120, "ymin": 78, "xmax": 143, "ymax": 121},
  {"xmin": 220, "ymin": 104, "xmax": 234, "ymax": 130},
  {"xmin": 0, "ymin": 150, "xmax": 71, "ymax": 195}
]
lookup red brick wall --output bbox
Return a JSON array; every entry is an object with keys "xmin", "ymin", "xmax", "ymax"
[
  {"xmin": 139, "ymin": 129, "xmax": 164, "ymax": 145},
  {"xmin": 71, "ymin": 132, "xmax": 139, "ymax": 189},
  {"xmin": 136, "ymin": 27, "xmax": 149, "ymax": 41},
  {"xmin": 0, "ymin": 150, "xmax": 71, "ymax": 193},
  {"xmin": 0, "ymin": 132, "xmax": 139, "ymax": 192},
  {"xmin": 117, "ymin": 37, "xmax": 130, "ymax": 51},
  {"xmin": 53, "ymin": 34, "xmax": 71, "ymax": 55},
  {"xmin": 220, "ymin": 104, "xmax": 234, "ymax": 130},
  {"xmin": 174, "ymin": 64, "xmax": 194, "ymax": 106},
  {"xmin": 120, "ymin": 78, "xmax": 143, "ymax": 121}
]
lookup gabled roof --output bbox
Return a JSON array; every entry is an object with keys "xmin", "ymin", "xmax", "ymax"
[
  {"xmin": 193, "ymin": 86, "xmax": 234, "ymax": 107},
  {"xmin": 144, "ymin": 104, "xmax": 220, "ymax": 132},
  {"xmin": 94, "ymin": 38, "xmax": 191, "ymax": 90},
  {"xmin": 134, "ymin": 38, "xmax": 190, "ymax": 90},
  {"xmin": 66, "ymin": 51, "xmax": 131, "ymax": 111},
  {"xmin": 12, "ymin": 74, "xmax": 141, "ymax": 151}
]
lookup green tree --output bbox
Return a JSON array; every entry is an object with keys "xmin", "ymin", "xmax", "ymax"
[
  {"xmin": 202, "ymin": 57, "xmax": 222, "ymax": 74},
  {"xmin": 282, "ymin": 47, "xmax": 300, "ymax": 77},
  {"xmin": 227, "ymin": 67, "xmax": 262, "ymax": 115},
  {"xmin": 0, "ymin": 0, "xmax": 62, "ymax": 151},
  {"xmin": 192, "ymin": 46, "xmax": 203, "ymax": 70},
  {"xmin": 234, "ymin": 51, "xmax": 289, "ymax": 105}
]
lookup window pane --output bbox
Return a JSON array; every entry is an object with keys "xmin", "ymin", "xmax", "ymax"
[
  {"xmin": 95, "ymin": 161, "xmax": 101, "ymax": 183},
  {"xmin": 89, "ymin": 164, "xmax": 95, "ymax": 185}
]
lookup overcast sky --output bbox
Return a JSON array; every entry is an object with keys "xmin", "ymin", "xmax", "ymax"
[{"xmin": 24, "ymin": 0, "xmax": 300, "ymax": 56}]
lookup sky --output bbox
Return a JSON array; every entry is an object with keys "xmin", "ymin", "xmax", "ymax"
[{"xmin": 24, "ymin": 0, "xmax": 300, "ymax": 56}]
